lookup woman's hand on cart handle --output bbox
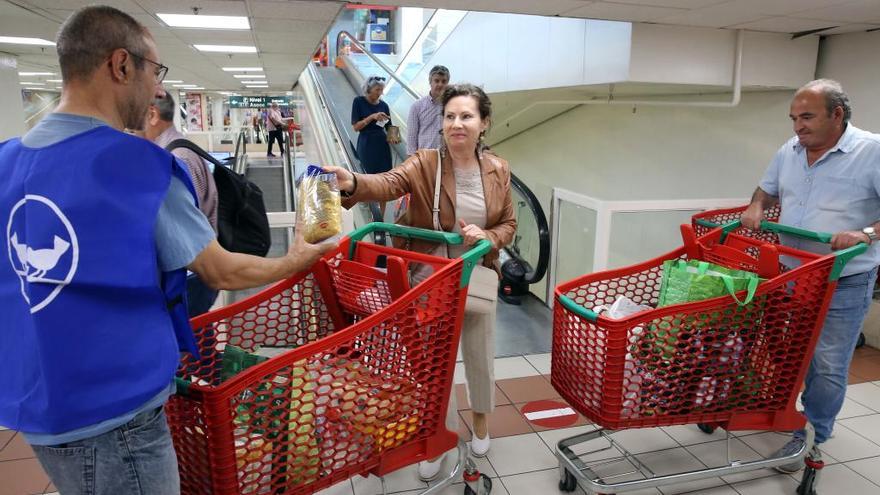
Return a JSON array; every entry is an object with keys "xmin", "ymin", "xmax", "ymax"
[
  {"xmin": 741, "ymin": 203, "xmax": 764, "ymax": 230},
  {"xmin": 324, "ymin": 166, "xmax": 356, "ymax": 195},
  {"xmin": 832, "ymin": 231, "xmax": 872, "ymax": 250},
  {"xmin": 459, "ymin": 219, "xmax": 488, "ymax": 247}
]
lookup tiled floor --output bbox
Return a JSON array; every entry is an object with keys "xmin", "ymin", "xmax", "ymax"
[{"xmin": 2, "ymin": 346, "xmax": 880, "ymax": 495}]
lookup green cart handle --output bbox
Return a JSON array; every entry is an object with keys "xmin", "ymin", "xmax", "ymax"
[
  {"xmin": 720, "ymin": 220, "xmax": 868, "ymax": 281},
  {"xmin": 558, "ymin": 294, "xmax": 600, "ymax": 322},
  {"xmin": 347, "ymin": 222, "xmax": 493, "ymax": 288}
]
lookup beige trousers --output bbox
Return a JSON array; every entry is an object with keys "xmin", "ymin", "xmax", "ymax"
[{"xmin": 446, "ymin": 292, "xmax": 497, "ymax": 431}]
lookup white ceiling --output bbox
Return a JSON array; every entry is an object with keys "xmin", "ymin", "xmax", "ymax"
[{"xmin": 2, "ymin": 0, "xmax": 879, "ymax": 94}]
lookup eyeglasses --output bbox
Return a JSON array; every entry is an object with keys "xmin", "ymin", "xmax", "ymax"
[
  {"xmin": 127, "ymin": 50, "xmax": 169, "ymax": 83},
  {"xmin": 369, "ymin": 76, "xmax": 386, "ymax": 82}
]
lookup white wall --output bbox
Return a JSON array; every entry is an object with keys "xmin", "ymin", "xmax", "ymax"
[
  {"xmin": 0, "ymin": 55, "xmax": 25, "ymax": 141},
  {"xmin": 629, "ymin": 25, "xmax": 818, "ymax": 88},
  {"xmin": 492, "ymin": 91, "xmax": 796, "ymax": 299},
  {"xmin": 817, "ymin": 30, "xmax": 880, "ymax": 133},
  {"xmin": 493, "ymin": 90, "xmax": 795, "ymax": 207}
]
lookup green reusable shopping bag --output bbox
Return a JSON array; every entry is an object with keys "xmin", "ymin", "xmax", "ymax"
[
  {"xmin": 639, "ymin": 260, "xmax": 763, "ymax": 364},
  {"xmin": 657, "ymin": 259, "xmax": 762, "ymax": 308}
]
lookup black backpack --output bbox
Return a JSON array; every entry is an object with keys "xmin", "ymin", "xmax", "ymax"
[{"xmin": 165, "ymin": 139, "xmax": 271, "ymax": 257}]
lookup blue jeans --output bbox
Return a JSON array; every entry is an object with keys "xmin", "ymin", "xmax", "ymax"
[
  {"xmin": 796, "ymin": 267, "xmax": 877, "ymax": 444},
  {"xmin": 32, "ymin": 407, "xmax": 180, "ymax": 495}
]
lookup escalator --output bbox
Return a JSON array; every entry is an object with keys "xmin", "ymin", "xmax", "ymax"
[{"xmin": 304, "ymin": 33, "xmax": 551, "ymax": 329}]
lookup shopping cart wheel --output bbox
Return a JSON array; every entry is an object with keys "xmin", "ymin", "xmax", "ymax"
[
  {"xmin": 558, "ymin": 469, "xmax": 577, "ymax": 492},
  {"xmin": 463, "ymin": 473, "xmax": 492, "ymax": 495},
  {"xmin": 797, "ymin": 466, "xmax": 818, "ymax": 495},
  {"xmin": 856, "ymin": 332, "xmax": 866, "ymax": 349},
  {"xmin": 697, "ymin": 423, "xmax": 716, "ymax": 434}
]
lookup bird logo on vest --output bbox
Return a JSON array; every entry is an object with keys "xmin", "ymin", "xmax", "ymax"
[{"xmin": 6, "ymin": 195, "xmax": 79, "ymax": 314}]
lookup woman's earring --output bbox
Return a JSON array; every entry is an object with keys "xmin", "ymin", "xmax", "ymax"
[
  {"xmin": 439, "ymin": 129, "xmax": 447, "ymax": 158},
  {"xmin": 477, "ymin": 130, "xmax": 486, "ymax": 159}
]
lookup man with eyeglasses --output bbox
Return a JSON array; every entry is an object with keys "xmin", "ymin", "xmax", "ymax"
[{"xmin": 0, "ymin": 6, "xmax": 334, "ymax": 494}]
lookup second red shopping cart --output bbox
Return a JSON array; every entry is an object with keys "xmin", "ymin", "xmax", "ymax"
[{"xmin": 551, "ymin": 220, "xmax": 866, "ymax": 494}]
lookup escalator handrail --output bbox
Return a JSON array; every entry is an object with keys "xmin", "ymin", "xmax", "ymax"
[
  {"xmin": 305, "ymin": 63, "xmax": 384, "ymax": 226},
  {"xmin": 509, "ymin": 173, "xmax": 549, "ymax": 285},
  {"xmin": 336, "ymin": 30, "xmax": 420, "ymax": 100}
]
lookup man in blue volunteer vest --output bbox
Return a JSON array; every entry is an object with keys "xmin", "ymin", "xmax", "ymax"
[{"xmin": 0, "ymin": 6, "xmax": 334, "ymax": 494}]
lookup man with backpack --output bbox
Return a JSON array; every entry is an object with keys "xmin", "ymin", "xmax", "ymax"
[{"xmin": 144, "ymin": 90, "xmax": 220, "ymax": 316}]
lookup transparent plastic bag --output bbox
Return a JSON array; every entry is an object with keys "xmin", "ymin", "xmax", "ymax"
[{"xmin": 297, "ymin": 166, "xmax": 342, "ymax": 244}]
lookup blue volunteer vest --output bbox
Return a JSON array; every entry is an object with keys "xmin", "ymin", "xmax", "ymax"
[{"xmin": 0, "ymin": 126, "xmax": 201, "ymax": 434}]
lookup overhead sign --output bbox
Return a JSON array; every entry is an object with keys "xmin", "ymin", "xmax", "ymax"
[{"xmin": 228, "ymin": 96, "xmax": 293, "ymax": 108}]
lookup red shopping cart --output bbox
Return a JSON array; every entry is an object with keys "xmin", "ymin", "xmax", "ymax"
[
  {"xmin": 167, "ymin": 223, "xmax": 493, "ymax": 495},
  {"xmin": 694, "ymin": 204, "xmax": 869, "ymax": 350},
  {"xmin": 551, "ymin": 221, "xmax": 866, "ymax": 494}
]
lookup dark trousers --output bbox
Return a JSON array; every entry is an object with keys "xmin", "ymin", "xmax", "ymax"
[
  {"xmin": 267, "ymin": 129, "xmax": 284, "ymax": 155},
  {"xmin": 186, "ymin": 273, "xmax": 218, "ymax": 318}
]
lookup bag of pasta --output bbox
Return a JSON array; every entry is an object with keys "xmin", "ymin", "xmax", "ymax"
[{"xmin": 297, "ymin": 165, "xmax": 342, "ymax": 243}]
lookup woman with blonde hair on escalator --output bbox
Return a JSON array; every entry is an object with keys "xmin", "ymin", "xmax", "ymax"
[{"xmin": 326, "ymin": 83, "xmax": 516, "ymax": 480}]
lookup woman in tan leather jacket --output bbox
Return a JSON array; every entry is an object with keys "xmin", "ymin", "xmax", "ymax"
[{"xmin": 327, "ymin": 83, "xmax": 516, "ymax": 479}]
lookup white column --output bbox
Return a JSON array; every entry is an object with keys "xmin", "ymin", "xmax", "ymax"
[{"xmin": 0, "ymin": 55, "xmax": 26, "ymax": 140}]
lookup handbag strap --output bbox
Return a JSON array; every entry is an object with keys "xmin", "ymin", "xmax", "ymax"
[{"xmin": 432, "ymin": 149, "xmax": 449, "ymax": 258}]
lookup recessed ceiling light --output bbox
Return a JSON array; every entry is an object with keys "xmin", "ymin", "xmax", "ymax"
[
  {"xmin": 173, "ymin": 84, "xmax": 198, "ymax": 88},
  {"xmin": 233, "ymin": 74, "xmax": 264, "ymax": 78},
  {"xmin": 245, "ymin": 85, "xmax": 268, "ymax": 88},
  {"xmin": 0, "ymin": 36, "xmax": 54, "ymax": 46},
  {"xmin": 24, "ymin": 87, "xmax": 48, "ymax": 90},
  {"xmin": 240, "ymin": 80, "xmax": 266, "ymax": 84},
  {"xmin": 157, "ymin": 13, "xmax": 249, "ymax": 30},
  {"xmin": 222, "ymin": 67, "xmax": 262, "ymax": 72},
  {"xmin": 189, "ymin": 87, "xmax": 205, "ymax": 90},
  {"xmin": 19, "ymin": 81, "xmax": 44, "ymax": 85},
  {"xmin": 194, "ymin": 44, "xmax": 256, "ymax": 53},
  {"xmin": 163, "ymin": 79, "xmax": 183, "ymax": 83},
  {"xmin": 46, "ymin": 79, "xmax": 62, "ymax": 82},
  {"xmin": 18, "ymin": 71, "xmax": 54, "ymax": 76}
]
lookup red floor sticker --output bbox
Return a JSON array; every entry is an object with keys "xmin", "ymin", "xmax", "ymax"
[{"xmin": 521, "ymin": 400, "xmax": 578, "ymax": 429}]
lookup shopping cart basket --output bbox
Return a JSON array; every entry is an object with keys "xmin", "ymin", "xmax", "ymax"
[
  {"xmin": 551, "ymin": 220, "xmax": 866, "ymax": 494},
  {"xmin": 693, "ymin": 204, "xmax": 868, "ymax": 350},
  {"xmin": 167, "ymin": 223, "xmax": 493, "ymax": 495}
]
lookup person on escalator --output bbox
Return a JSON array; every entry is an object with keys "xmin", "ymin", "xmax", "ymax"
[
  {"xmin": 327, "ymin": 83, "xmax": 516, "ymax": 479},
  {"xmin": 406, "ymin": 65, "xmax": 449, "ymax": 155},
  {"xmin": 351, "ymin": 75, "xmax": 401, "ymax": 217}
]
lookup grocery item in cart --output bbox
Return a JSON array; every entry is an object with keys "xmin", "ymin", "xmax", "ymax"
[{"xmin": 298, "ymin": 165, "xmax": 342, "ymax": 243}]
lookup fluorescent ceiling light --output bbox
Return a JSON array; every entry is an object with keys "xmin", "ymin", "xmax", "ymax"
[
  {"xmin": 245, "ymin": 85, "xmax": 268, "ymax": 88},
  {"xmin": 173, "ymin": 84, "xmax": 198, "ymax": 88},
  {"xmin": 20, "ymin": 81, "xmax": 44, "ymax": 85},
  {"xmin": 189, "ymin": 87, "xmax": 205, "ymax": 90},
  {"xmin": 163, "ymin": 79, "xmax": 183, "ymax": 83},
  {"xmin": 222, "ymin": 67, "xmax": 262, "ymax": 72},
  {"xmin": 194, "ymin": 44, "xmax": 256, "ymax": 53},
  {"xmin": 19, "ymin": 71, "xmax": 54, "ymax": 76},
  {"xmin": 240, "ymin": 80, "xmax": 266, "ymax": 84},
  {"xmin": 46, "ymin": 79, "xmax": 62, "ymax": 82},
  {"xmin": 157, "ymin": 13, "xmax": 249, "ymax": 30},
  {"xmin": 25, "ymin": 87, "xmax": 48, "ymax": 90},
  {"xmin": 233, "ymin": 74, "xmax": 264, "ymax": 78},
  {"xmin": 0, "ymin": 36, "xmax": 54, "ymax": 46}
]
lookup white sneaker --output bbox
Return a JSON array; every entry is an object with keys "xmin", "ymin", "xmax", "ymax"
[
  {"xmin": 470, "ymin": 432, "xmax": 490, "ymax": 457},
  {"xmin": 417, "ymin": 453, "xmax": 446, "ymax": 481}
]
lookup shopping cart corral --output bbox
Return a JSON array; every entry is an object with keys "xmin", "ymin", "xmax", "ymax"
[
  {"xmin": 552, "ymin": 221, "xmax": 867, "ymax": 495},
  {"xmin": 168, "ymin": 223, "xmax": 493, "ymax": 495}
]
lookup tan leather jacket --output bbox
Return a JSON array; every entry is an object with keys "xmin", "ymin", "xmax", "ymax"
[{"xmin": 341, "ymin": 149, "xmax": 517, "ymax": 267}]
